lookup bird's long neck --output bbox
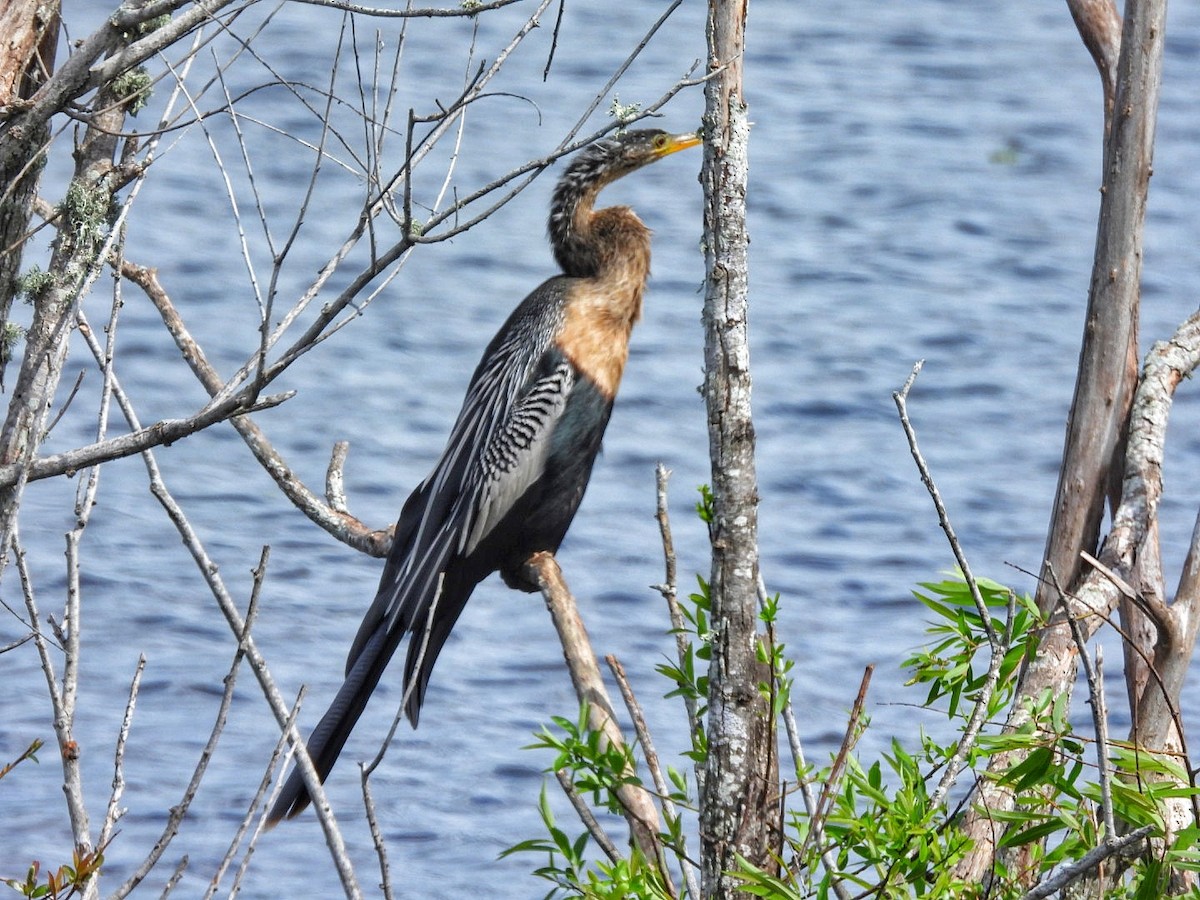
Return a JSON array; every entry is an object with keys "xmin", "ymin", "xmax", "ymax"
[
  {"xmin": 550, "ymin": 174, "xmax": 651, "ymax": 276},
  {"xmin": 550, "ymin": 184, "xmax": 653, "ymax": 399}
]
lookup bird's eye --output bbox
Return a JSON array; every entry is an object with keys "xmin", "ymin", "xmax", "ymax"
[{"xmin": 652, "ymin": 134, "xmax": 669, "ymax": 151}]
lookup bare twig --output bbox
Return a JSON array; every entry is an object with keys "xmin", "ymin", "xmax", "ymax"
[
  {"xmin": 327, "ymin": 441, "xmax": 352, "ymax": 514},
  {"xmin": 360, "ymin": 773, "xmax": 395, "ymax": 900},
  {"xmin": 893, "ymin": 361, "xmax": 999, "ymax": 648},
  {"xmin": 66, "ymin": 320, "xmax": 361, "ymax": 894},
  {"xmin": 99, "ymin": 654, "xmax": 146, "ymax": 852},
  {"xmin": 220, "ymin": 688, "xmax": 306, "ymax": 900},
  {"xmin": 0, "ymin": 739, "xmax": 44, "ymax": 782},
  {"xmin": 781, "ymin": 702, "xmax": 852, "ymax": 900},
  {"xmin": 0, "ymin": 387, "xmax": 295, "ymax": 489},
  {"xmin": 158, "ymin": 856, "xmax": 189, "ymax": 899},
  {"xmin": 284, "ymin": 0, "xmax": 523, "ymax": 17},
  {"xmin": 1020, "ymin": 825, "xmax": 1153, "ymax": 900},
  {"xmin": 555, "ymin": 768, "xmax": 623, "ymax": 864},
  {"xmin": 651, "ymin": 464, "xmax": 704, "ymax": 793},
  {"xmin": 807, "ymin": 666, "xmax": 872, "ymax": 853},
  {"xmin": 1049, "ymin": 564, "xmax": 1116, "ymax": 841},
  {"xmin": 893, "ymin": 360, "xmax": 1009, "ymax": 808},
  {"xmin": 609, "ymin": 654, "xmax": 694, "ymax": 899},
  {"xmin": 126, "ymin": 262, "xmax": 389, "ymax": 557},
  {"xmin": 120, "ymin": 549, "xmax": 271, "ymax": 899}
]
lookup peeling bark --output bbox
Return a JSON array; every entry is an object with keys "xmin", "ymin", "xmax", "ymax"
[
  {"xmin": 0, "ymin": 0, "xmax": 60, "ymax": 384},
  {"xmin": 699, "ymin": 1, "xmax": 778, "ymax": 897}
]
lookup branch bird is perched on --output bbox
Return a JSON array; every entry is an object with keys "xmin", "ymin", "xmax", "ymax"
[{"xmin": 267, "ymin": 128, "xmax": 700, "ymax": 825}]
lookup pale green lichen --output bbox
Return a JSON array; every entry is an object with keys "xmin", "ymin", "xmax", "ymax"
[
  {"xmin": 59, "ymin": 179, "xmax": 114, "ymax": 280},
  {"xmin": 111, "ymin": 66, "xmax": 153, "ymax": 116},
  {"xmin": 608, "ymin": 95, "xmax": 642, "ymax": 125},
  {"xmin": 1, "ymin": 321, "xmax": 25, "ymax": 371},
  {"xmin": 16, "ymin": 266, "xmax": 53, "ymax": 302}
]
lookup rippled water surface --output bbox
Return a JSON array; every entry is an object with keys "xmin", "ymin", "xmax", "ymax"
[{"xmin": 5, "ymin": 1, "xmax": 1200, "ymax": 897}]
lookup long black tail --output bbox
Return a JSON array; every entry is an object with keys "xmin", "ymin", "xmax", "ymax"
[{"xmin": 265, "ymin": 626, "xmax": 393, "ymax": 826}]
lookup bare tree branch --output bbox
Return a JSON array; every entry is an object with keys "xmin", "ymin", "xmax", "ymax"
[
  {"xmin": 521, "ymin": 551, "xmax": 664, "ymax": 864},
  {"xmin": 1020, "ymin": 826, "xmax": 1153, "ymax": 900},
  {"xmin": 957, "ymin": 0, "xmax": 1169, "ymax": 878},
  {"xmin": 893, "ymin": 360, "xmax": 1009, "ymax": 810}
]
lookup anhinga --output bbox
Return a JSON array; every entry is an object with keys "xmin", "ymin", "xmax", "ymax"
[{"xmin": 267, "ymin": 128, "xmax": 700, "ymax": 825}]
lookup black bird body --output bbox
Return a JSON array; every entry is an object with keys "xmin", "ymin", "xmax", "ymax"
[{"xmin": 268, "ymin": 129, "xmax": 699, "ymax": 825}]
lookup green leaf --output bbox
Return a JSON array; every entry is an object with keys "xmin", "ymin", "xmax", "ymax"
[
  {"xmin": 999, "ymin": 818, "xmax": 1067, "ymax": 848},
  {"xmin": 998, "ymin": 746, "xmax": 1054, "ymax": 791}
]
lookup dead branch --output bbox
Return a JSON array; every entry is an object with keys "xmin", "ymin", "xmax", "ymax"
[
  {"xmin": 556, "ymin": 768, "xmax": 623, "ymax": 865},
  {"xmin": 1066, "ymin": 0, "xmax": 1122, "ymax": 118},
  {"xmin": 521, "ymin": 551, "xmax": 663, "ymax": 865},
  {"xmin": 1020, "ymin": 825, "xmax": 1152, "ymax": 900},
  {"xmin": 956, "ymin": 0, "xmax": 1168, "ymax": 879},
  {"xmin": 651, "ymin": 463, "xmax": 704, "ymax": 793},
  {"xmin": 285, "ymin": 0, "xmax": 523, "ymax": 18},
  {"xmin": 609, "ymin": 653, "xmax": 695, "ymax": 899},
  {"xmin": 126, "ymin": 261, "xmax": 390, "ymax": 557},
  {"xmin": 781, "ymin": 700, "xmax": 852, "ymax": 900},
  {"xmin": 893, "ymin": 361, "xmax": 1009, "ymax": 808}
]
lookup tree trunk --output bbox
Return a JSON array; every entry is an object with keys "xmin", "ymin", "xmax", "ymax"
[
  {"xmin": 699, "ymin": 2, "xmax": 778, "ymax": 897},
  {"xmin": 955, "ymin": 0, "xmax": 1166, "ymax": 881},
  {"xmin": 0, "ymin": 0, "xmax": 60, "ymax": 383}
]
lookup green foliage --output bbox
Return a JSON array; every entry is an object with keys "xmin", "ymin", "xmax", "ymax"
[
  {"xmin": 735, "ymin": 573, "xmax": 1200, "ymax": 899},
  {"xmin": 757, "ymin": 590, "xmax": 793, "ymax": 717},
  {"xmin": 2, "ymin": 848, "xmax": 104, "ymax": 899},
  {"xmin": 502, "ymin": 778, "xmax": 677, "ymax": 899},
  {"xmin": 0, "ymin": 739, "xmax": 43, "ymax": 783},
  {"xmin": 527, "ymin": 706, "xmax": 641, "ymax": 814},
  {"xmin": 516, "ymin": 485, "xmax": 1200, "ymax": 899},
  {"xmin": 903, "ymin": 575, "xmax": 1039, "ymax": 721}
]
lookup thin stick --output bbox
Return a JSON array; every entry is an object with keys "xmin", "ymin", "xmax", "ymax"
[
  {"xmin": 327, "ymin": 441, "xmax": 351, "ymax": 513},
  {"xmin": 1020, "ymin": 825, "xmax": 1152, "ymax": 899},
  {"xmin": 225, "ymin": 689, "xmax": 306, "ymax": 899},
  {"xmin": 894, "ymin": 360, "xmax": 1010, "ymax": 808},
  {"xmin": 893, "ymin": 361, "xmax": 999, "ymax": 648},
  {"xmin": 360, "ymin": 773, "xmax": 395, "ymax": 900},
  {"xmin": 609, "ymin": 654, "xmax": 693, "ymax": 899},
  {"xmin": 806, "ymin": 666, "xmax": 873, "ymax": 858},
  {"xmin": 780, "ymin": 701, "xmax": 852, "ymax": 900},
  {"xmin": 158, "ymin": 856, "xmax": 189, "ymax": 899},
  {"xmin": 84, "ymin": 357, "xmax": 360, "ymax": 895},
  {"xmin": 652, "ymin": 464, "xmax": 705, "ymax": 801},
  {"xmin": 99, "ymin": 654, "xmax": 146, "ymax": 850},
  {"xmin": 1049, "ymin": 564, "xmax": 1116, "ymax": 840},
  {"xmin": 555, "ymin": 768, "xmax": 622, "ymax": 864}
]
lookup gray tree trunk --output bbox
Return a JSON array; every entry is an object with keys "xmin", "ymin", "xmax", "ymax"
[
  {"xmin": 699, "ymin": 1, "xmax": 778, "ymax": 897},
  {"xmin": 955, "ymin": 0, "xmax": 1167, "ymax": 882}
]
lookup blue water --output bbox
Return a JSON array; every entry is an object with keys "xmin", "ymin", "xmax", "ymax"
[{"xmin": 4, "ymin": 1, "xmax": 1200, "ymax": 897}]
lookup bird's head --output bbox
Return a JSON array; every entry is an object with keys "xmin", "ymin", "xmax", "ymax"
[
  {"xmin": 560, "ymin": 128, "xmax": 701, "ymax": 195},
  {"xmin": 549, "ymin": 127, "xmax": 700, "ymax": 275}
]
